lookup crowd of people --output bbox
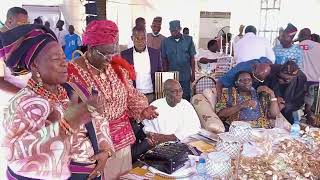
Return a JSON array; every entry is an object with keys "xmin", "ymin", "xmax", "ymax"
[{"xmin": 0, "ymin": 6, "xmax": 319, "ymax": 180}]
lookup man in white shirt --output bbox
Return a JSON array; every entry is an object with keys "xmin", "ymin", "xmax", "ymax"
[
  {"xmin": 143, "ymin": 79, "xmax": 201, "ymax": 143},
  {"xmin": 195, "ymin": 39, "xmax": 222, "ymax": 75},
  {"xmin": 54, "ymin": 20, "xmax": 68, "ymax": 48},
  {"xmin": 233, "ymin": 24, "xmax": 245, "ymax": 45},
  {"xmin": 121, "ymin": 26, "xmax": 162, "ymax": 103},
  {"xmin": 234, "ymin": 25, "xmax": 275, "ymax": 64},
  {"xmin": 298, "ymin": 28, "xmax": 320, "ymax": 125}
]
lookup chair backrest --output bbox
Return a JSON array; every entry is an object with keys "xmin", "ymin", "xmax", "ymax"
[
  {"xmin": 193, "ymin": 76, "xmax": 216, "ymax": 95},
  {"xmin": 155, "ymin": 71, "xmax": 179, "ymax": 99},
  {"xmin": 214, "ymin": 56, "xmax": 233, "ymax": 80}
]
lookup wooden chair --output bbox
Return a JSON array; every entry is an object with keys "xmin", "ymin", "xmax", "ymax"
[
  {"xmin": 193, "ymin": 76, "xmax": 216, "ymax": 95},
  {"xmin": 155, "ymin": 71, "xmax": 179, "ymax": 99}
]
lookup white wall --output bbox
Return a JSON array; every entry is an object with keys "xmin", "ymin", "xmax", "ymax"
[
  {"xmin": 0, "ymin": 0, "xmax": 62, "ymax": 22},
  {"xmin": 61, "ymin": 0, "xmax": 85, "ymax": 34},
  {"xmin": 280, "ymin": 0, "xmax": 320, "ymax": 33},
  {"xmin": 116, "ymin": 0, "xmax": 320, "ymax": 47},
  {"xmin": 0, "ymin": 0, "xmax": 84, "ymax": 35}
]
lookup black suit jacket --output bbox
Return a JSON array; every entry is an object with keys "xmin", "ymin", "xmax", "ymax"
[{"xmin": 121, "ymin": 47, "xmax": 162, "ymax": 90}]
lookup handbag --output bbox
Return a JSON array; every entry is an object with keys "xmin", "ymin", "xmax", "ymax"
[{"xmin": 139, "ymin": 142, "xmax": 191, "ymax": 174}]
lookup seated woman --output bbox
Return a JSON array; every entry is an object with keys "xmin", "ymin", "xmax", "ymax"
[{"xmin": 216, "ymin": 71, "xmax": 280, "ymax": 129}]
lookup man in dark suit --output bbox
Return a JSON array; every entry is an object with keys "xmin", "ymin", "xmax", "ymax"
[
  {"xmin": 121, "ymin": 26, "xmax": 162, "ymax": 103},
  {"xmin": 121, "ymin": 26, "xmax": 162, "ymax": 162}
]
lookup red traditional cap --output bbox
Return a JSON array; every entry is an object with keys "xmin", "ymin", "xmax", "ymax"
[{"xmin": 82, "ymin": 20, "xmax": 119, "ymax": 47}]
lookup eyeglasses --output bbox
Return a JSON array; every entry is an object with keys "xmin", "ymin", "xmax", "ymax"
[
  {"xmin": 252, "ymin": 73, "xmax": 264, "ymax": 83},
  {"xmin": 94, "ymin": 49, "xmax": 114, "ymax": 60},
  {"xmin": 237, "ymin": 78, "xmax": 252, "ymax": 83}
]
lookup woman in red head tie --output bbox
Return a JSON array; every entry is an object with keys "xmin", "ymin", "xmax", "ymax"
[{"xmin": 67, "ymin": 20, "xmax": 158, "ymax": 180}]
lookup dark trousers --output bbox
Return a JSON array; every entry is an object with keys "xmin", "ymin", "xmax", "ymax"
[
  {"xmin": 68, "ymin": 174, "xmax": 101, "ymax": 180},
  {"xmin": 180, "ymin": 80, "xmax": 191, "ymax": 101}
]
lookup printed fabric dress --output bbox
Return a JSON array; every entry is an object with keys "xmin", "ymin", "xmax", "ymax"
[
  {"xmin": 67, "ymin": 56, "xmax": 148, "ymax": 152},
  {"xmin": 215, "ymin": 87, "xmax": 273, "ymax": 128},
  {"xmin": 2, "ymin": 86, "xmax": 71, "ymax": 179}
]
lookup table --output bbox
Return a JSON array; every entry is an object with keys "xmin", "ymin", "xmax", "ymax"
[{"xmin": 121, "ymin": 128, "xmax": 320, "ymax": 179}]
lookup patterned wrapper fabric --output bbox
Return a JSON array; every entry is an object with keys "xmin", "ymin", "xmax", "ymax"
[
  {"xmin": 67, "ymin": 61, "xmax": 148, "ymax": 152},
  {"xmin": 216, "ymin": 87, "xmax": 273, "ymax": 128},
  {"xmin": 1, "ymin": 88, "xmax": 71, "ymax": 179}
]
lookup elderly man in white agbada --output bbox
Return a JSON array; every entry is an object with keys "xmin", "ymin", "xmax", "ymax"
[{"xmin": 143, "ymin": 79, "xmax": 201, "ymax": 144}]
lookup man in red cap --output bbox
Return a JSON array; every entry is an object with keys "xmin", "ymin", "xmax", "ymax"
[{"xmin": 147, "ymin": 16, "xmax": 165, "ymax": 50}]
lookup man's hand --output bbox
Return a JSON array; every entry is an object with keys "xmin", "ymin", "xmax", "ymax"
[
  {"xmin": 277, "ymin": 97, "xmax": 286, "ymax": 111},
  {"xmin": 257, "ymin": 86, "xmax": 275, "ymax": 97},
  {"xmin": 88, "ymin": 150, "xmax": 113, "ymax": 180},
  {"xmin": 141, "ymin": 105, "xmax": 158, "ymax": 120},
  {"xmin": 148, "ymin": 133, "xmax": 177, "ymax": 145},
  {"xmin": 47, "ymin": 109, "xmax": 61, "ymax": 122}
]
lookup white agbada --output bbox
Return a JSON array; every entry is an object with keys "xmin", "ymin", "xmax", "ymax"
[{"xmin": 143, "ymin": 98, "xmax": 201, "ymax": 141}]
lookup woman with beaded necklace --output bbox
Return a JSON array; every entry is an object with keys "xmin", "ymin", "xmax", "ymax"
[
  {"xmin": 216, "ymin": 71, "xmax": 280, "ymax": 129},
  {"xmin": 0, "ymin": 25, "xmax": 104, "ymax": 179},
  {"xmin": 67, "ymin": 20, "xmax": 158, "ymax": 180}
]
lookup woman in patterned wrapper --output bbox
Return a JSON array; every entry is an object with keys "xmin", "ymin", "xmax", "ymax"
[
  {"xmin": 216, "ymin": 71, "xmax": 281, "ymax": 129},
  {"xmin": 67, "ymin": 20, "xmax": 158, "ymax": 180},
  {"xmin": 0, "ymin": 24, "xmax": 106, "ymax": 179}
]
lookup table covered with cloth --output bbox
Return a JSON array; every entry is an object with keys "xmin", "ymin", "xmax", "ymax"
[{"xmin": 121, "ymin": 128, "xmax": 320, "ymax": 179}]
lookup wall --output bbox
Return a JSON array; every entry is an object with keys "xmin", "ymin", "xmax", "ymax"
[
  {"xmin": 1, "ymin": 0, "xmax": 318, "ymax": 59},
  {"xmin": 2, "ymin": 0, "xmax": 319, "ymax": 46},
  {"xmin": 0, "ymin": 0, "xmax": 62, "ymax": 22},
  {"xmin": 61, "ymin": 0, "xmax": 85, "ymax": 34},
  {"xmin": 280, "ymin": 0, "xmax": 320, "ymax": 32}
]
